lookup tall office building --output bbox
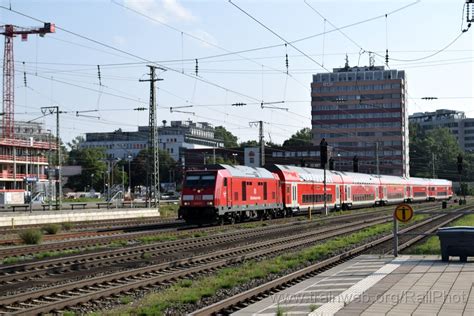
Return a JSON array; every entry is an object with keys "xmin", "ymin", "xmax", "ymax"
[{"xmin": 311, "ymin": 64, "xmax": 408, "ymax": 176}]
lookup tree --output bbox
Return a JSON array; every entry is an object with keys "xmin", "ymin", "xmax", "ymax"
[
  {"xmin": 283, "ymin": 128, "xmax": 312, "ymax": 147},
  {"xmin": 239, "ymin": 140, "xmax": 259, "ymax": 147},
  {"xmin": 410, "ymin": 123, "xmax": 463, "ymax": 180},
  {"xmin": 65, "ymin": 147, "xmax": 107, "ymax": 192},
  {"xmin": 67, "ymin": 135, "xmax": 85, "ymax": 151},
  {"xmin": 214, "ymin": 126, "xmax": 238, "ymax": 148},
  {"xmin": 131, "ymin": 148, "xmax": 176, "ymax": 188}
]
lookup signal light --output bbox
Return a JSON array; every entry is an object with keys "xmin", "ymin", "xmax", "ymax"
[
  {"xmin": 329, "ymin": 157, "xmax": 335, "ymax": 170},
  {"xmin": 457, "ymin": 154, "xmax": 463, "ymax": 174},
  {"xmin": 353, "ymin": 155, "xmax": 359, "ymax": 173},
  {"xmin": 320, "ymin": 138, "xmax": 328, "ymax": 168}
]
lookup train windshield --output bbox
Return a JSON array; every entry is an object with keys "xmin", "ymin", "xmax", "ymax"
[{"xmin": 184, "ymin": 173, "xmax": 216, "ymax": 188}]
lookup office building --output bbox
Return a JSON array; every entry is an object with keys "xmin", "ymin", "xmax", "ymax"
[
  {"xmin": 409, "ymin": 109, "xmax": 474, "ymax": 152},
  {"xmin": 311, "ymin": 63, "xmax": 409, "ymax": 176},
  {"xmin": 82, "ymin": 120, "xmax": 224, "ymax": 162}
]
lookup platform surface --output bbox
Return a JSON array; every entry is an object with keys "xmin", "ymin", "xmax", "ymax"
[{"xmin": 233, "ymin": 255, "xmax": 474, "ymax": 316}]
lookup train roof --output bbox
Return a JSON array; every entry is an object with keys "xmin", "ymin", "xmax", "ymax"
[
  {"xmin": 269, "ymin": 164, "xmax": 339, "ymax": 183},
  {"xmin": 378, "ymin": 175, "xmax": 408, "ymax": 185},
  {"xmin": 219, "ymin": 164, "xmax": 276, "ymax": 179},
  {"xmin": 331, "ymin": 170, "xmax": 379, "ymax": 184}
]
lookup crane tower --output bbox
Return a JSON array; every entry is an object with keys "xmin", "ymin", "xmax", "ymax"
[{"xmin": 1, "ymin": 23, "xmax": 55, "ymax": 138}]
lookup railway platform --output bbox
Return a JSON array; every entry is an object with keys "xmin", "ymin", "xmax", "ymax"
[
  {"xmin": 0, "ymin": 207, "xmax": 160, "ymax": 227},
  {"xmin": 233, "ymin": 255, "xmax": 473, "ymax": 316}
]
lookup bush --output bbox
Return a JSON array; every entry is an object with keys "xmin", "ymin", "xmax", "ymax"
[
  {"xmin": 19, "ymin": 229, "xmax": 43, "ymax": 244},
  {"xmin": 42, "ymin": 223, "xmax": 61, "ymax": 235},
  {"xmin": 61, "ymin": 222, "xmax": 73, "ymax": 231}
]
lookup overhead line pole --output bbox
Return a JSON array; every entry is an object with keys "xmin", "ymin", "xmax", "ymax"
[
  {"xmin": 41, "ymin": 106, "xmax": 62, "ymax": 210},
  {"xmin": 140, "ymin": 65, "xmax": 164, "ymax": 208},
  {"xmin": 249, "ymin": 121, "xmax": 265, "ymax": 167}
]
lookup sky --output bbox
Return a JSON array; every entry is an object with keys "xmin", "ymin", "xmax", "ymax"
[{"xmin": 0, "ymin": 0, "xmax": 472, "ymax": 146}]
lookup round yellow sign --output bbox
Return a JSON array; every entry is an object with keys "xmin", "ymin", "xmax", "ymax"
[{"xmin": 394, "ymin": 203, "xmax": 414, "ymax": 222}]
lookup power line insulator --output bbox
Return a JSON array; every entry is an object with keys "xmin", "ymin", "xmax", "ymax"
[{"xmin": 195, "ymin": 59, "xmax": 198, "ymax": 76}]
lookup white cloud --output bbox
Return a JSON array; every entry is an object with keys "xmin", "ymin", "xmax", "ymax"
[
  {"xmin": 112, "ymin": 35, "xmax": 126, "ymax": 47},
  {"xmin": 124, "ymin": 0, "xmax": 195, "ymax": 23},
  {"xmin": 162, "ymin": 0, "xmax": 195, "ymax": 22},
  {"xmin": 190, "ymin": 29, "xmax": 218, "ymax": 48}
]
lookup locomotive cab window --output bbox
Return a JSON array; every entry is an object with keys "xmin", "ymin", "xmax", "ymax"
[
  {"xmin": 223, "ymin": 178, "xmax": 227, "ymax": 187},
  {"xmin": 184, "ymin": 174, "xmax": 216, "ymax": 187}
]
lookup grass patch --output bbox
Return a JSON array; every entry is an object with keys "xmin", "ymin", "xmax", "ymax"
[
  {"xmin": 159, "ymin": 204, "xmax": 179, "ymax": 218},
  {"xmin": 119, "ymin": 295, "xmax": 134, "ymax": 305},
  {"xmin": 138, "ymin": 235, "xmax": 178, "ymax": 244},
  {"xmin": 1, "ymin": 256, "xmax": 20, "ymax": 265},
  {"xmin": 109, "ymin": 240, "xmax": 129, "ymax": 248},
  {"xmin": 408, "ymin": 214, "xmax": 474, "ymax": 255},
  {"xmin": 61, "ymin": 222, "xmax": 73, "ymax": 231},
  {"xmin": 42, "ymin": 223, "xmax": 61, "ymax": 235},
  {"xmin": 19, "ymin": 229, "xmax": 43, "ymax": 244}
]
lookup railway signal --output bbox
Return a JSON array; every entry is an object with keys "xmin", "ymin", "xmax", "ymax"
[
  {"xmin": 457, "ymin": 154, "xmax": 463, "ymax": 174},
  {"xmin": 353, "ymin": 155, "xmax": 359, "ymax": 172},
  {"xmin": 329, "ymin": 157, "xmax": 335, "ymax": 170},
  {"xmin": 320, "ymin": 138, "xmax": 328, "ymax": 168}
]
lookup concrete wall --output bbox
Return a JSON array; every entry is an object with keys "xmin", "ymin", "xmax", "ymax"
[{"xmin": 0, "ymin": 208, "xmax": 160, "ymax": 227}]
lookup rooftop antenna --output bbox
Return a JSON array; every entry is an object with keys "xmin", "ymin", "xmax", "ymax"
[
  {"xmin": 369, "ymin": 52, "xmax": 375, "ymax": 68},
  {"xmin": 344, "ymin": 53, "xmax": 350, "ymax": 70}
]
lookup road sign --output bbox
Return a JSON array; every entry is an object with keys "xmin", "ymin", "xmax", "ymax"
[{"xmin": 394, "ymin": 203, "xmax": 414, "ymax": 223}]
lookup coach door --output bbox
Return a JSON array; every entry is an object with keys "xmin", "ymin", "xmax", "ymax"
[
  {"xmin": 292, "ymin": 183, "xmax": 298, "ymax": 208},
  {"xmin": 336, "ymin": 185, "xmax": 340, "ymax": 205}
]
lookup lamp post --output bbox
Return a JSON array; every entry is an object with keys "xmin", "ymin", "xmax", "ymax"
[
  {"xmin": 90, "ymin": 173, "xmax": 94, "ymax": 193},
  {"xmin": 232, "ymin": 153, "xmax": 238, "ymax": 165},
  {"xmin": 128, "ymin": 154, "xmax": 132, "ymax": 194}
]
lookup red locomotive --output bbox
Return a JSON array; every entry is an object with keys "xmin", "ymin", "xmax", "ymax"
[{"xmin": 178, "ymin": 164, "xmax": 453, "ymax": 224}]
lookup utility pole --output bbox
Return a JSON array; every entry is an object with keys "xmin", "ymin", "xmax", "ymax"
[
  {"xmin": 41, "ymin": 106, "xmax": 62, "ymax": 210},
  {"xmin": 139, "ymin": 65, "xmax": 164, "ymax": 208},
  {"xmin": 47, "ymin": 130, "xmax": 52, "ymax": 211},
  {"xmin": 249, "ymin": 121, "xmax": 265, "ymax": 167}
]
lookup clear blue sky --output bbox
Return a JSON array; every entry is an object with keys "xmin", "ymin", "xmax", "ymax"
[{"xmin": 1, "ymin": 0, "xmax": 472, "ymax": 145}]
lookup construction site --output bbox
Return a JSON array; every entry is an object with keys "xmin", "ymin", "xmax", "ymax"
[{"xmin": 0, "ymin": 23, "xmax": 58, "ymax": 204}]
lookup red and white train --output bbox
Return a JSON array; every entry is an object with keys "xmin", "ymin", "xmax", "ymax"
[{"xmin": 178, "ymin": 164, "xmax": 453, "ymax": 224}]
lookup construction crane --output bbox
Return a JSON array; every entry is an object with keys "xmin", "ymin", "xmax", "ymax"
[{"xmin": 1, "ymin": 23, "xmax": 55, "ymax": 138}]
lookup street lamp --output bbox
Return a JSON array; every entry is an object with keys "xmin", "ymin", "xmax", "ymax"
[
  {"xmin": 232, "ymin": 153, "xmax": 238, "ymax": 165},
  {"xmin": 127, "ymin": 154, "xmax": 132, "ymax": 194},
  {"xmin": 90, "ymin": 173, "xmax": 94, "ymax": 193}
]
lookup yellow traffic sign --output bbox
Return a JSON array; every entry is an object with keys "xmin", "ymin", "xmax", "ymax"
[{"xmin": 394, "ymin": 203, "xmax": 414, "ymax": 223}]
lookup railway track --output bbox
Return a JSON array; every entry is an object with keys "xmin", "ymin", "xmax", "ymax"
[
  {"xmin": 0, "ymin": 204, "xmax": 458, "ymax": 315},
  {"xmin": 0, "ymin": 214, "xmax": 391, "ymax": 288},
  {"xmin": 190, "ymin": 210, "xmax": 467, "ymax": 315},
  {"xmin": 0, "ymin": 213, "xmax": 398, "ymax": 315},
  {"xmin": 0, "ymin": 201, "xmax": 443, "ymax": 260}
]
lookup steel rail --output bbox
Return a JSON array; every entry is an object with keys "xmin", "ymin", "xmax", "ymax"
[
  {"xmin": 0, "ymin": 215, "xmax": 399, "ymax": 314},
  {"xmin": 189, "ymin": 210, "xmax": 467, "ymax": 315}
]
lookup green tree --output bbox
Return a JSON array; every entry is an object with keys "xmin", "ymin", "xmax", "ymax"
[
  {"xmin": 239, "ymin": 140, "xmax": 259, "ymax": 147},
  {"xmin": 65, "ymin": 147, "xmax": 107, "ymax": 191},
  {"xmin": 214, "ymin": 126, "xmax": 238, "ymax": 148},
  {"xmin": 131, "ymin": 149, "xmax": 176, "ymax": 187},
  {"xmin": 283, "ymin": 128, "xmax": 312, "ymax": 147},
  {"xmin": 410, "ymin": 124, "xmax": 462, "ymax": 181}
]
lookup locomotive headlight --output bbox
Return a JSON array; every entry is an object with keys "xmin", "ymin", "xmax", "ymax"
[
  {"xmin": 206, "ymin": 201, "xmax": 214, "ymax": 206},
  {"xmin": 184, "ymin": 202, "xmax": 190, "ymax": 206}
]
